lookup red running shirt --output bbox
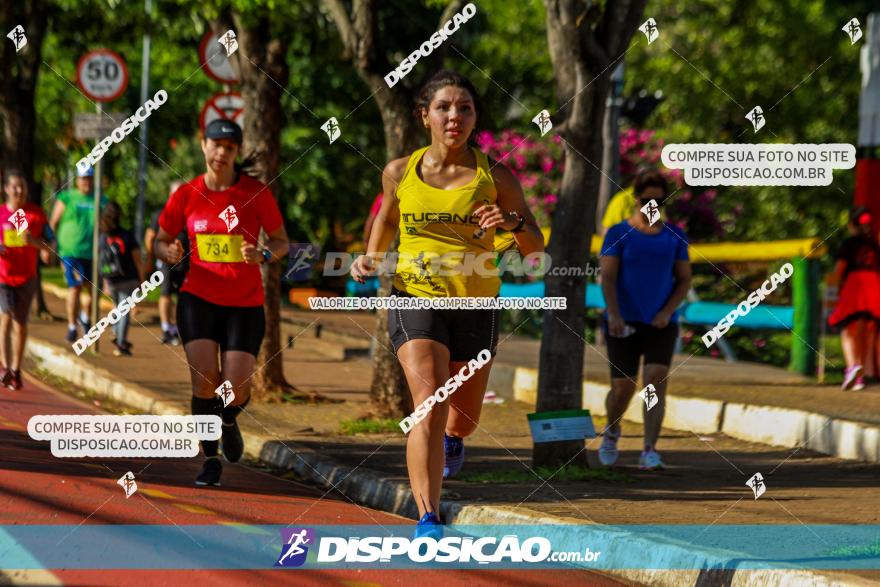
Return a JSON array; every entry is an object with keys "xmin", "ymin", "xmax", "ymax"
[
  {"xmin": 0, "ymin": 202, "xmax": 47, "ymax": 287},
  {"xmin": 159, "ymin": 174, "xmax": 283, "ymax": 307}
]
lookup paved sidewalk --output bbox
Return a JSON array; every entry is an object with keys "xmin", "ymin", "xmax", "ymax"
[
  {"xmin": 21, "ymin": 291, "xmax": 880, "ymax": 586},
  {"xmin": 23, "ymin": 294, "xmax": 880, "ymax": 527}
]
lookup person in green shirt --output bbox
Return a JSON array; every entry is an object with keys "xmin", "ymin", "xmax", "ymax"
[{"xmin": 48, "ymin": 165, "xmax": 107, "ymax": 344}]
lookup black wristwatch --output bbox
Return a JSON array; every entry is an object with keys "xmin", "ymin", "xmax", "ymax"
[
  {"xmin": 511, "ymin": 212, "xmax": 527, "ymax": 233},
  {"xmin": 260, "ymin": 248, "xmax": 272, "ymax": 264}
]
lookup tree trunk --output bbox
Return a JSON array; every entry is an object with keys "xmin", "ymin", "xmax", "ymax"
[
  {"xmin": 360, "ymin": 72, "xmax": 422, "ymax": 419},
  {"xmin": 535, "ymin": 0, "xmax": 644, "ymax": 467},
  {"xmin": 322, "ymin": 0, "xmax": 459, "ymax": 419},
  {"xmin": 225, "ymin": 12, "xmax": 292, "ymax": 401},
  {"xmin": 0, "ymin": 0, "xmax": 46, "ymax": 188}
]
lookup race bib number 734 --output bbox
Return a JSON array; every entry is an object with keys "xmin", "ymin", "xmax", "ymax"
[{"xmin": 196, "ymin": 233, "xmax": 244, "ymax": 263}]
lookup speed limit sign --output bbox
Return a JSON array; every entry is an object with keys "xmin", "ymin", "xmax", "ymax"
[{"xmin": 76, "ymin": 49, "xmax": 129, "ymax": 102}]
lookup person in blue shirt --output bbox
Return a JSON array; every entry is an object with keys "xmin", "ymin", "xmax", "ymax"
[{"xmin": 598, "ymin": 169, "xmax": 691, "ymax": 471}]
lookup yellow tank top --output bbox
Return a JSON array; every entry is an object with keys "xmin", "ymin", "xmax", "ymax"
[{"xmin": 394, "ymin": 145, "xmax": 501, "ymax": 298}]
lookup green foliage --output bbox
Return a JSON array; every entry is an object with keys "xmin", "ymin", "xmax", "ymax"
[
  {"xmin": 632, "ymin": 0, "xmax": 877, "ymax": 248},
  {"xmin": 339, "ymin": 418, "xmax": 401, "ymax": 435}
]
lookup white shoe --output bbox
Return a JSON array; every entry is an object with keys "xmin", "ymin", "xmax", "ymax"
[
  {"xmin": 598, "ymin": 429, "xmax": 620, "ymax": 466},
  {"xmin": 639, "ymin": 449, "xmax": 666, "ymax": 470},
  {"xmin": 842, "ymin": 365, "xmax": 863, "ymax": 391}
]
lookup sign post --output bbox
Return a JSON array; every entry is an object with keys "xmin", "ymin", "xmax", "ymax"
[{"xmin": 76, "ymin": 49, "xmax": 128, "ymax": 353}]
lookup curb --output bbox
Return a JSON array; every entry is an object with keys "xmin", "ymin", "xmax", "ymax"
[
  {"xmin": 511, "ymin": 366, "xmax": 880, "ymax": 464},
  {"xmin": 23, "ymin": 336, "xmax": 875, "ymax": 587}
]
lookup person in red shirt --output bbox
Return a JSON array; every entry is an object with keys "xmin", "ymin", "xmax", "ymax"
[
  {"xmin": 0, "ymin": 170, "xmax": 51, "ymax": 390},
  {"xmin": 153, "ymin": 120, "xmax": 289, "ymax": 487}
]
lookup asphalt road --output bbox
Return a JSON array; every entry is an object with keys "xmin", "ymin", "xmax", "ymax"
[{"xmin": 0, "ymin": 372, "xmax": 624, "ymax": 587}]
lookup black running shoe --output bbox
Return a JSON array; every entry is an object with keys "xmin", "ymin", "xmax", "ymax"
[
  {"xmin": 195, "ymin": 457, "xmax": 222, "ymax": 486},
  {"xmin": 221, "ymin": 420, "xmax": 244, "ymax": 463},
  {"xmin": 1, "ymin": 368, "xmax": 12, "ymax": 389}
]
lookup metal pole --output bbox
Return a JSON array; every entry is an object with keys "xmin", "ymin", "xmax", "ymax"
[
  {"xmin": 91, "ymin": 101, "xmax": 104, "ymax": 353},
  {"xmin": 135, "ymin": 0, "xmax": 152, "ymax": 242}
]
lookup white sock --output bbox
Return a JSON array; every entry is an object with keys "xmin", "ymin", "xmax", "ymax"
[
  {"xmin": 161, "ymin": 322, "xmax": 171, "ymax": 333},
  {"xmin": 79, "ymin": 311, "xmax": 89, "ymax": 323}
]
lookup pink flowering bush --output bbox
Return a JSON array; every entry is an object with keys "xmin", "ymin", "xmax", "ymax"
[
  {"xmin": 477, "ymin": 127, "xmax": 732, "ymax": 241},
  {"xmin": 476, "ymin": 130, "xmax": 563, "ymax": 228},
  {"xmin": 619, "ymin": 128, "xmax": 729, "ymax": 241}
]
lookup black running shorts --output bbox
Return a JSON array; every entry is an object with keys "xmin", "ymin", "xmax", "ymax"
[
  {"xmin": 177, "ymin": 291, "xmax": 265, "ymax": 356},
  {"xmin": 603, "ymin": 319, "xmax": 679, "ymax": 379},
  {"xmin": 388, "ymin": 288, "xmax": 500, "ymax": 362}
]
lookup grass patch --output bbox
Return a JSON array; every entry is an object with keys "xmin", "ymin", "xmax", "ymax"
[
  {"xmin": 339, "ymin": 418, "xmax": 401, "ymax": 435},
  {"xmin": 458, "ymin": 464, "xmax": 632, "ymax": 484}
]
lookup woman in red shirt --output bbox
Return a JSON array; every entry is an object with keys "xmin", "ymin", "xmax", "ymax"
[
  {"xmin": 153, "ymin": 120, "xmax": 289, "ymax": 487},
  {"xmin": 0, "ymin": 170, "xmax": 51, "ymax": 390}
]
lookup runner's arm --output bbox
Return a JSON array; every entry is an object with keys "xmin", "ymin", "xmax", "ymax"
[
  {"xmin": 261, "ymin": 224, "xmax": 289, "ymax": 263},
  {"xmin": 490, "ymin": 164, "xmax": 544, "ymax": 256},
  {"xmin": 48, "ymin": 200, "xmax": 65, "ymax": 233},
  {"xmin": 600, "ymin": 254, "xmax": 626, "ymax": 336},
  {"xmin": 153, "ymin": 227, "xmax": 181, "ymax": 265},
  {"xmin": 143, "ymin": 226, "xmax": 156, "ymax": 273},
  {"xmin": 656, "ymin": 259, "xmax": 692, "ymax": 319},
  {"xmin": 366, "ymin": 158, "xmax": 405, "ymax": 260}
]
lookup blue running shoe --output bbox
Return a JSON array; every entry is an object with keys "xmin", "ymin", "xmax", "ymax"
[
  {"xmin": 66, "ymin": 326, "xmax": 78, "ymax": 343},
  {"xmin": 443, "ymin": 434, "xmax": 464, "ymax": 478},
  {"xmin": 414, "ymin": 511, "xmax": 443, "ymax": 539}
]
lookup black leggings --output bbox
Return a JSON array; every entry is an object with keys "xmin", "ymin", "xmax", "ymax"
[
  {"xmin": 177, "ymin": 291, "xmax": 265, "ymax": 356},
  {"xmin": 603, "ymin": 319, "xmax": 678, "ymax": 379}
]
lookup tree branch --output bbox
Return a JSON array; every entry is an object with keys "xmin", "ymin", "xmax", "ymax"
[{"xmin": 322, "ymin": 0, "xmax": 357, "ymax": 56}]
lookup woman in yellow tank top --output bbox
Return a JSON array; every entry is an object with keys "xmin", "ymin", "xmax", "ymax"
[{"xmin": 351, "ymin": 71, "xmax": 544, "ymax": 533}]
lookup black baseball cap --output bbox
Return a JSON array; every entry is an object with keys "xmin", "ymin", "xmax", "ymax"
[{"xmin": 204, "ymin": 119, "xmax": 243, "ymax": 144}]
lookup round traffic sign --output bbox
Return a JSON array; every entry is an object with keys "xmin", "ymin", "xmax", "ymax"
[
  {"xmin": 76, "ymin": 49, "xmax": 129, "ymax": 102},
  {"xmin": 198, "ymin": 31, "xmax": 239, "ymax": 84},
  {"xmin": 199, "ymin": 92, "xmax": 245, "ymax": 132}
]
